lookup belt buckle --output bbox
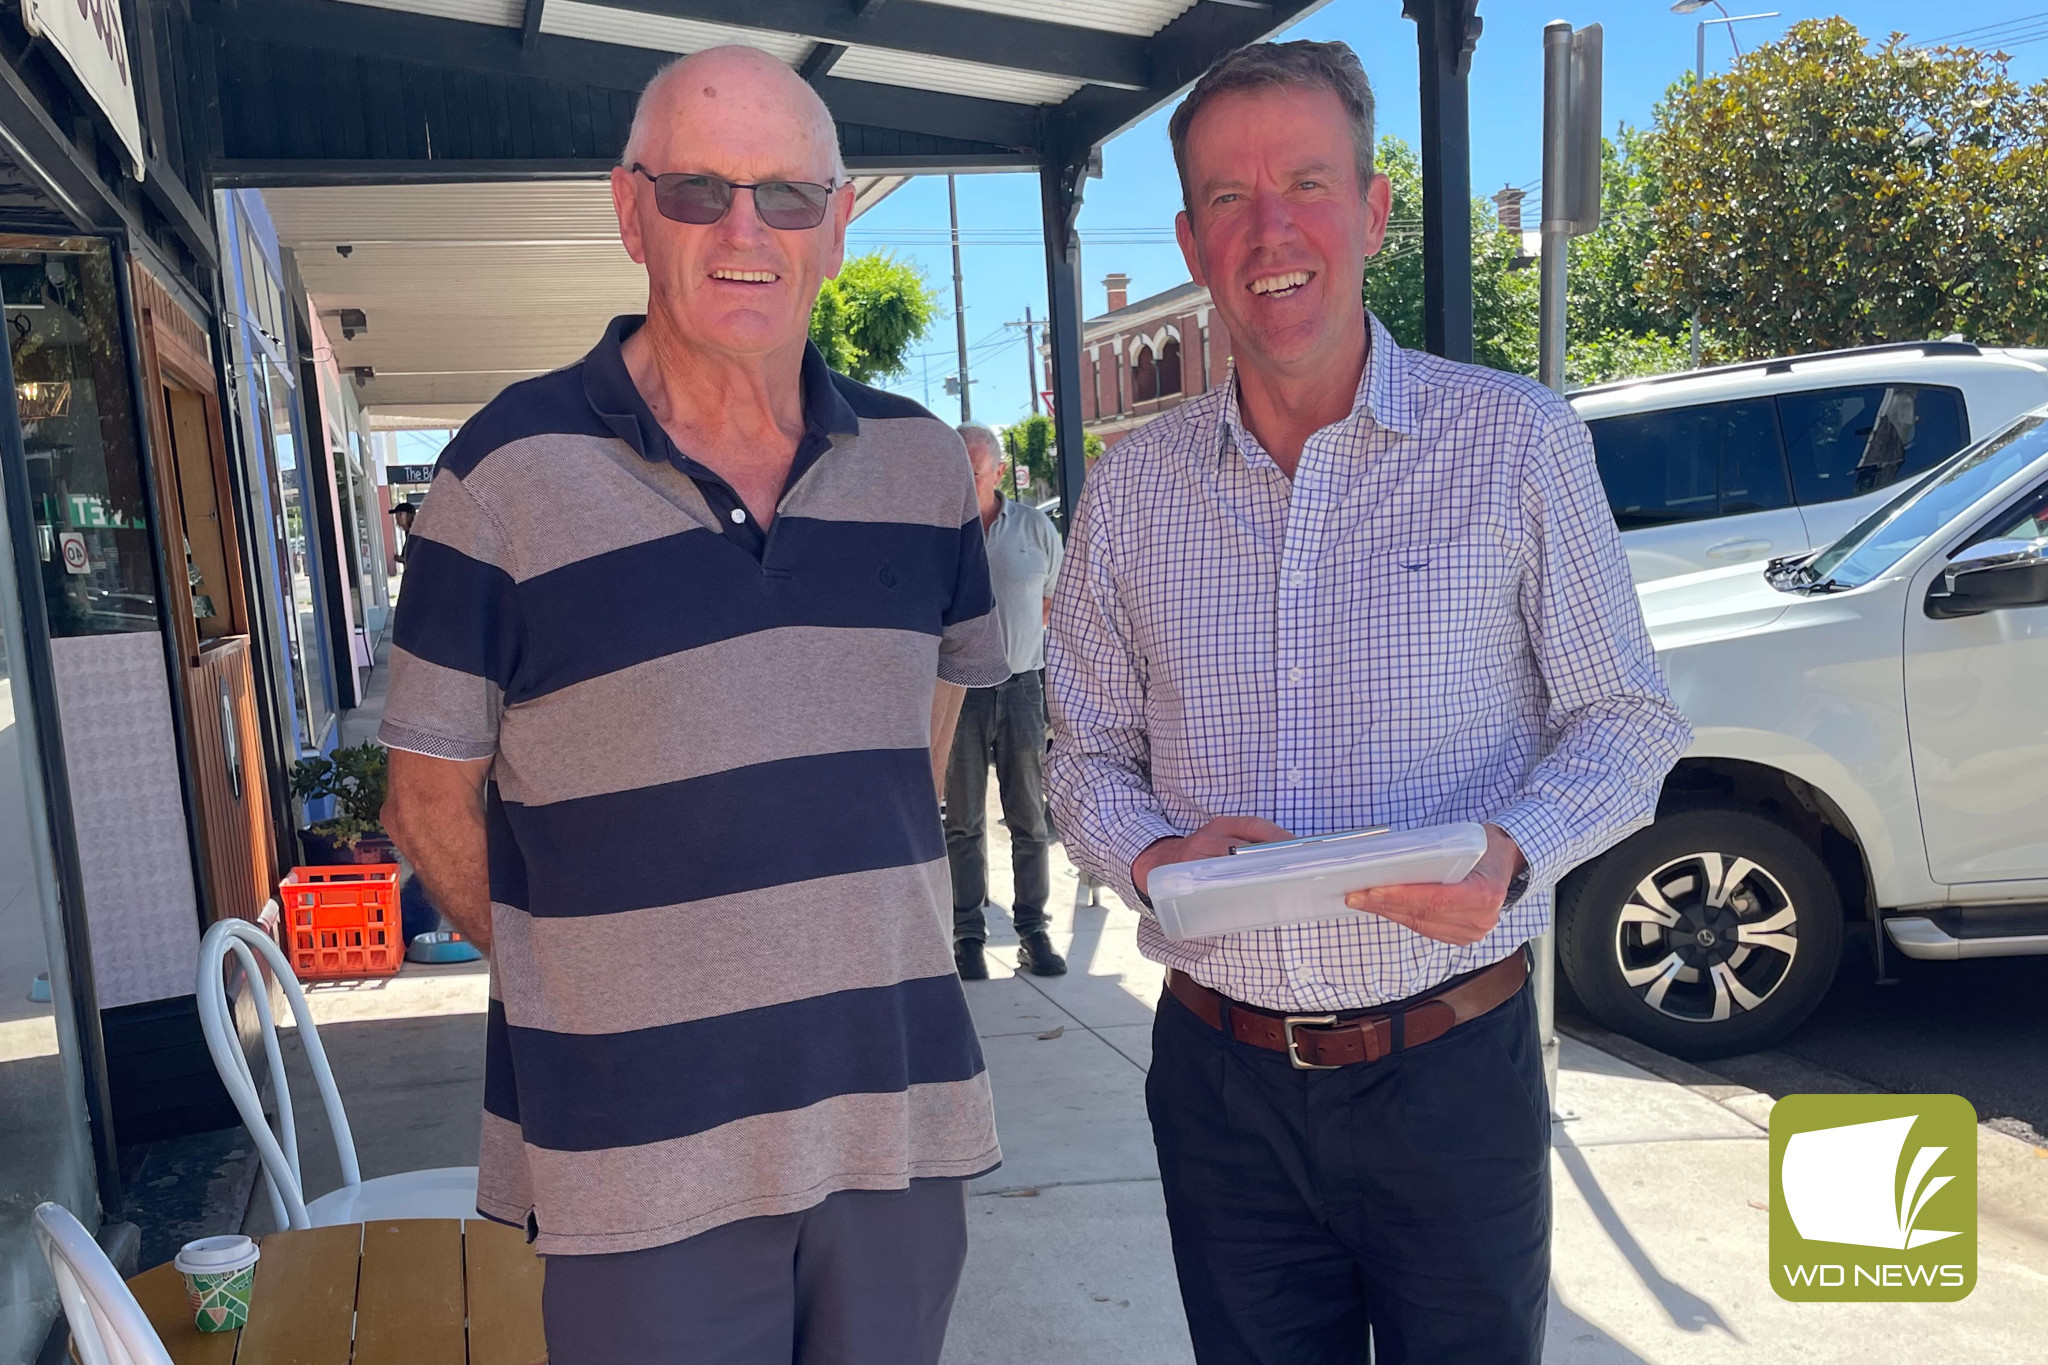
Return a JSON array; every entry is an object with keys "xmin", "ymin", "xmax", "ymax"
[{"xmin": 1284, "ymin": 1014, "xmax": 1341, "ymax": 1070}]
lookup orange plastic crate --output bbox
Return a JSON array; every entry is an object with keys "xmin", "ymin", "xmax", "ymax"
[{"xmin": 280, "ymin": 864, "xmax": 403, "ymax": 980}]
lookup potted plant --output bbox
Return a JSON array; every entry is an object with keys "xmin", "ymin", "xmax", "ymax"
[{"xmin": 290, "ymin": 742, "xmax": 396, "ymax": 865}]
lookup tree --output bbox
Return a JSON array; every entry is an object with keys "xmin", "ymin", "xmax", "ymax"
[
  {"xmin": 810, "ymin": 252, "xmax": 939, "ymax": 384},
  {"xmin": 1002, "ymin": 413, "xmax": 1103, "ymax": 494},
  {"xmin": 1644, "ymin": 18, "xmax": 2048, "ymax": 357},
  {"xmin": 1363, "ymin": 138, "xmax": 1537, "ymax": 375}
]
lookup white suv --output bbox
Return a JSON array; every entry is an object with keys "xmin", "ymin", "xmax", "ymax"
[
  {"xmin": 1555, "ymin": 410, "xmax": 2048, "ymax": 1058},
  {"xmin": 1571, "ymin": 341, "xmax": 2048, "ymax": 584}
]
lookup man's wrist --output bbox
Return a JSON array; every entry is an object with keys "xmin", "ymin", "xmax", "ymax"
[{"xmin": 1131, "ymin": 835, "xmax": 1183, "ymax": 901}]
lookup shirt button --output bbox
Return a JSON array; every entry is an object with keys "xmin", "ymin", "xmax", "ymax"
[
  {"xmin": 1288, "ymin": 571, "xmax": 1307, "ymax": 588},
  {"xmin": 730, "ymin": 508, "xmax": 748, "ymax": 524},
  {"xmin": 1286, "ymin": 766, "xmax": 1302, "ymax": 785},
  {"xmin": 1287, "ymin": 666, "xmax": 1304, "ymax": 684}
]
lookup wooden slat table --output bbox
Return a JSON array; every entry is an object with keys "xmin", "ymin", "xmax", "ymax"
[{"xmin": 128, "ymin": 1220, "xmax": 546, "ymax": 1365}]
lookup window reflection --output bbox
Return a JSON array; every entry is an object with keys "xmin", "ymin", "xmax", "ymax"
[{"xmin": 4, "ymin": 244, "xmax": 158, "ymax": 638}]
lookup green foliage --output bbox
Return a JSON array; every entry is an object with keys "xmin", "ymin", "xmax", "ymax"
[
  {"xmin": 1001, "ymin": 414, "xmax": 1102, "ymax": 492},
  {"xmin": 1362, "ymin": 137, "xmax": 1536, "ymax": 377},
  {"xmin": 810, "ymin": 252, "xmax": 939, "ymax": 384},
  {"xmin": 1565, "ymin": 329, "xmax": 1696, "ymax": 390},
  {"xmin": 1003, "ymin": 414, "xmax": 1057, "ymax": 488},
  {"xmin": 290, "ymin": 742, "xmax": 389, "ymax": 847},
  {"xmin": 1568, "ymin": 129, "xmax": 1683, "ymax": 346},
  {"xmin": 1644, "ymin": 18, "xmax": 2048, "ymax": 357}
]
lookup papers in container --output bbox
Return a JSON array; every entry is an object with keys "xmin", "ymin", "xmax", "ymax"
[{"xmin": 1149, "ymin": 823, "xmax": 1489, "ymax": 942}]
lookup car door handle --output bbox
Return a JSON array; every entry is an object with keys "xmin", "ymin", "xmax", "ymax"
[{"xmin": 1705, "ymin": 538, "xmax": 1772, "ymax": 561}]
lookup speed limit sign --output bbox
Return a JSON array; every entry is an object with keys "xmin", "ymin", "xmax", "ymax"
[{"xmin": 58, "ymin": 531, "xmax": 89, "ymax": 574}]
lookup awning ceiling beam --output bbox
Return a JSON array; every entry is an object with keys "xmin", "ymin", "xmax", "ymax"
[
  {"xmin": 601, "ymin": 0, "xmax": 1152, "ymax": 90},
  {"xmin": 196, "ymin": 0, "xmax": 1043, "ymax": 149}
]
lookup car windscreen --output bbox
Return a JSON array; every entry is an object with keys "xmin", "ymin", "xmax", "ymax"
[{"xmin": 1805, "ymin": 415, "xmax": 2048, "ymax": 589}]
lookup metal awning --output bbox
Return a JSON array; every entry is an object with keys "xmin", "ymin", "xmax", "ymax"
[
  {"xmin": 264, "ymin": 177, "xmax": 906, "ymax": 421},
  {"xmin": 189, "ymin": 0, "xmax": 1485, "ymax": 515}
]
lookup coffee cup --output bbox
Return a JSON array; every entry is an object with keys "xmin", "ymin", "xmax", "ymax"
[{"xmin": 173, "ymin": 1235, "xmax": 261, "ymax": 1332}]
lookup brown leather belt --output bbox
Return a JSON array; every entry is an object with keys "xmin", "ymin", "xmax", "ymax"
[{"xmin": 1165, "ymin": 950, "xmax": 1529, "ymax": 1070}]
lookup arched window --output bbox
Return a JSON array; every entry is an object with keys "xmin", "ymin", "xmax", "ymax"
[
  {"xmin": 1132, "ymin": 345, "xmax": 1158, "ymax": 403},
  {"xmin": 1158, "ymin": 338, "xmax": 1183, "ymax": 396}
]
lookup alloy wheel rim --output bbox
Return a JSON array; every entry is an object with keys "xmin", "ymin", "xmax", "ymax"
[{"xmin": 1612, "ymin": 851, "xmax": 1799, "ymax": 1024}]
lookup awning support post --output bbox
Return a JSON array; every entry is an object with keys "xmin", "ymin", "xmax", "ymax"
[
  {"xmin": 1040, "ymin": 152, "xmax": 1091, "ymax": 531},
  {"xmin": 1407, "ymin": 0, "xmax": 1482, "ymax": 362}
]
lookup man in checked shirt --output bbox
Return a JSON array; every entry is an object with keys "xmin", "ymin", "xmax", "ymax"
[{"xmin": 1046, "ymin": 41, "xmax": 1691, "ymax": 1365}]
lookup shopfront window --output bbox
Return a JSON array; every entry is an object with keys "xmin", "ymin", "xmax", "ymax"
[
  {"xmin": 3, "ymin": 242, "xmax": 158, "ymax": 638},
  {"xmin": 257, "ymin": 361, "xmax": 330, "ymax": 749},
  {"xmin": 0, "ymin": 401, "xmax": 101, "ymax": 1357}
]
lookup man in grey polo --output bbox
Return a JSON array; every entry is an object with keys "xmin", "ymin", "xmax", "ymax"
[{"xmin": 945, "ymin": 422, "xmax": 1066, "ymax": 980}]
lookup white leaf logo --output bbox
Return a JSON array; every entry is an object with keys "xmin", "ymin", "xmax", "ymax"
[{"xmin": 1781, "ymin": 1115, "xmax": 1960, "ymax": 1250}]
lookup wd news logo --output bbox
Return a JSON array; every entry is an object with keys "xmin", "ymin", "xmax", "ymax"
[{"xmin": 1769, "ymin": 1094, "xmax": 1977, "ymax": 1302}]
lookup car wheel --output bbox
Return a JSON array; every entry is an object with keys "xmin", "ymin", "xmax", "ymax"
[{"xmin": 1556, "ymin": 806, "xmax": 1843, "ymax": 1060}]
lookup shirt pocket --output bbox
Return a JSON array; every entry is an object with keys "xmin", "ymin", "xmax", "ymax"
[{"xmin": 1345, "ymin": 535, "xmax": 1520, "ymax": 724}]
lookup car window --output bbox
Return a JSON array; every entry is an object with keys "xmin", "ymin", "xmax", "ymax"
[
  {"xmin": 1805, "ymin": 416, "xmax": 2048, "ymax": 589},
  {"xmin": 1585, "ymin": 399, "xmax": 1791, "ymax": 531},
  {"xmin": 1778, "ymin": 384, "xmax": 1968, "ymax": 506},
  {"xmin": 1988, "ymin": 482, "xmax": 2048, "ymax": 542}
]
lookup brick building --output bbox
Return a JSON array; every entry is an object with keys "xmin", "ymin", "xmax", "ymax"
[{"xmin": 1080, "ymin": 273, "xmax": 1233, "ymax": 450}]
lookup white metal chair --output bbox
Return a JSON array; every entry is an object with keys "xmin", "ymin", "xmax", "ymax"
[
  {"xmin": 32, "ymin": 1203, "xmax": 174, "ymax": 1365},
  {"xmin": 196, "ymin": 912, "xmax": 479, "ymax": 1231}
]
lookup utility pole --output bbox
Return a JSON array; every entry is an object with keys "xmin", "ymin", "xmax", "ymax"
[
  {"xmin": 948, "ymin": 174, "xmax": 971, "ymax": 422},
  {"xmin": 1006, "ymin": 306, "xmax": 1045, "ymax": 415}
]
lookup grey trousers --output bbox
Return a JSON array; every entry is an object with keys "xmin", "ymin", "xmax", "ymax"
[{"xmin": 541, "ymin": 1180, "xmax": 969, "ymax": 1365}]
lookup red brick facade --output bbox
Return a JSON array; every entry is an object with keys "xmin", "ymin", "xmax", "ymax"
[{"xmin": 1076, "ymin": 278, "xmax": 1232, "ymax": 451}]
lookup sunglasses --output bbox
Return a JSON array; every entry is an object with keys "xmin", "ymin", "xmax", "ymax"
[{"xmin": 630, "ymin": 165, "xmax": 840, "ymax": 231}]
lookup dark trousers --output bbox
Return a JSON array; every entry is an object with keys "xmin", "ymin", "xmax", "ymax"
[
  {"xmin": 944, "ymin": 671, "xmax": 1050, "ymax": 942},
  {"xmin": 1146, "ymin": 976, "xmax": 1551, "ymax": 1365},
  {"xmin": 541, "ymin": 1180, "xmax": 968, "ymax": 1365}
]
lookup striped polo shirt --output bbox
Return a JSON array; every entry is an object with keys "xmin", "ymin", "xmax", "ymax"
[{"xmin": 380, "ymin": 317, "xmax": 1010, "ymax": 1255}]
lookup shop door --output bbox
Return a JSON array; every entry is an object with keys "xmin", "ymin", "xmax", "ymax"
[{"xmin": 133, "ymin": 266, "xmax": 277, "ymax": 924}]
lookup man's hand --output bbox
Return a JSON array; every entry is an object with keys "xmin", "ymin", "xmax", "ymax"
[
  {"xmin": 1344, "ymin": 823, "xmax": 1525, "ymax": 947},
  {"xmin": 1133, "ymin": 816, "xmax": 1293, "ymax": 899}
]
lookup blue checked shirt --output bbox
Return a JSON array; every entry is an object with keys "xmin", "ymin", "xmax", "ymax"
[{"xmin": 1046, "ymin": 314, "xmax": 1691, "ymax": 1011}]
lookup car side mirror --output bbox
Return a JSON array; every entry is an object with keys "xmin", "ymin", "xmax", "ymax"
[{"xmin": 1924, "ymin": 537, "xmax": 2048, "ymax": 619}]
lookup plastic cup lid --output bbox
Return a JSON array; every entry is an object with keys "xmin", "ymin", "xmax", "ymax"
[{"xmin": 175, "ymin": 1235, "xmax": 260, "ymax": 1275}]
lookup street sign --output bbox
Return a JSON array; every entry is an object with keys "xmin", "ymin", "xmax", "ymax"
[
  {"xmin": 387, "ymin": 464, "xmax": 437, "ymax": 486},
  {"xmin": 22, "ymin": 0, "xmax": 145, "ymax": 179},
  {"xmin": 59, "ymin": 532, "xmax": 89, "ymax": 575}
]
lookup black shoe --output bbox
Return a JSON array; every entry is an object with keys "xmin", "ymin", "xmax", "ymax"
[
  {"xmin": 955, "ymin": 940, "xmax": 988, "ymax": 981},
  {"xmin": 1018, "ymin": 931, "xmax": 1067, "ymax": 977}
]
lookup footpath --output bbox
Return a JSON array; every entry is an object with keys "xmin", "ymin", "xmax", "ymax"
[{"xmin": 227, "ymin": 643, "xmax": 2048, "ymax": 1361}]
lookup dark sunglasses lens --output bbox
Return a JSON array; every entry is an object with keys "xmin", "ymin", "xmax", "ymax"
[
  {"xmin": 753, "ymin": 181, "xmax": 832, "ymax": 230},
  {"xmin": 653, "ymin": 174, "xmax": 732, "ymax": 225}
]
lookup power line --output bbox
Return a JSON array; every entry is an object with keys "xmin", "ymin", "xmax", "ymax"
[{"xmin": 1920, "ymin": 11, "xmax": 2048, "ymax": 46}]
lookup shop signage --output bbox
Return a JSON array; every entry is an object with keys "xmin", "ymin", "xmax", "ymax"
[
  {"xmin": 67, "ymin": 494, "xmax": 141, "ymax": 529},
  {"xmin": 21, "ymin": 0, "xmax": 147, "ymax": 179},
  {"xmin": 58, "ymin": 532, "xmax": 89, "ymax": 574},
  {"xmin": 387, "ymin": 464, "xmax": 437, "ymax": 486}
]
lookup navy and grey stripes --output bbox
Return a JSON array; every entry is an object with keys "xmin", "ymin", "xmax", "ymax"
[{"xmin": 381, "ymin": 325, "xmax": 1007, "ymax": 1255}]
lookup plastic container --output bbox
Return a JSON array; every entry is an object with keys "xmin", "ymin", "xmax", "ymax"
[
  {"xmin": 1150, "ymin": 823, "xmax": 1490, "ymax": 942},
  {"xmin": 280, "ymin": 864, "xmax": 403, "ymax": 980}
]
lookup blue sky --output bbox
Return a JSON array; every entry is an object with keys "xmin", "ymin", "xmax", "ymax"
[{"xmin": 854, "ymin": 1, "xmax": 2048, "ymax": 425}]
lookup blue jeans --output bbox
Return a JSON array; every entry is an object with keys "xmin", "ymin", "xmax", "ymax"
[{"xmin": 1147, "ymin": 974, "xmax": 1551, "ymax": 1364}]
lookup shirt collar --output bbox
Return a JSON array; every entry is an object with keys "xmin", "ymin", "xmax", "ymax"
[
  {"xmin": 1218, "ymin": 310, "xmax": 1418, "ymax": 470},
  {"xmin": 581, "ymin": 313, "xmax": 861, "ymax": 463}
]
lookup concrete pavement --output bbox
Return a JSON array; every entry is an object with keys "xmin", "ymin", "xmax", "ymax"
[{"xmin": 243, "ymin": 756, "xmax": 2048, "ymax": 1361}]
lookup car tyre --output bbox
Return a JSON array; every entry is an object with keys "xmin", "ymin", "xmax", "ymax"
[{"xmin": 1556, "ymin": 805, "xmax": 1843, "ymax": 1060}]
